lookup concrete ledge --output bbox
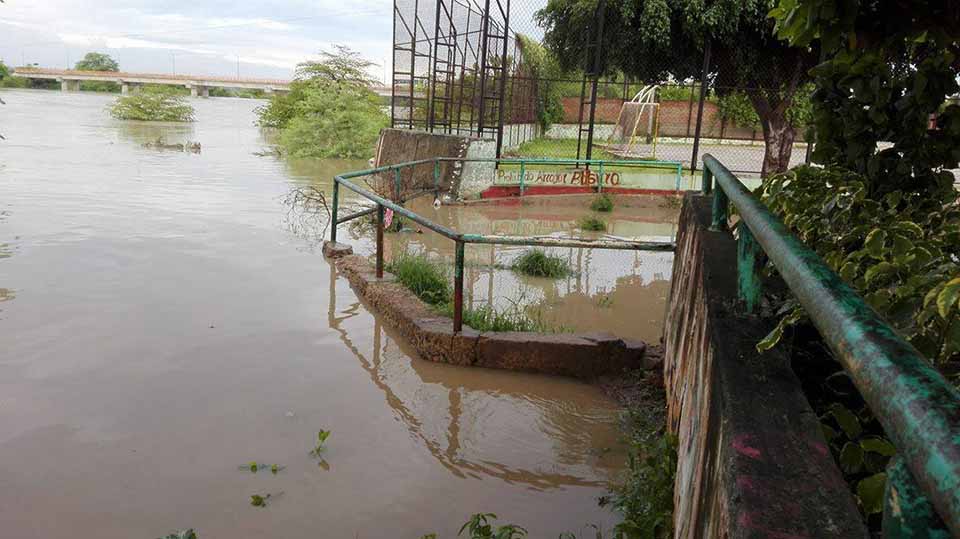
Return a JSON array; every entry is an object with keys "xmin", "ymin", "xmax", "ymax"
[
  {"xmin": 328, "ymin": 247, "xmax": 650, "ymax": 379},
  {"xmin": 663, "ymin": 195, "xmax": 866, "ymax": 538}
]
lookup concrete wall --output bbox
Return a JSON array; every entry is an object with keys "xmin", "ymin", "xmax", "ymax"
[
  {"xmin": 663, "ymin": 195, "xmax": 866, "ymax": 539},
  {"xmin": 373, "ymin": 128, "xmax": 495, "ymax": 200}
]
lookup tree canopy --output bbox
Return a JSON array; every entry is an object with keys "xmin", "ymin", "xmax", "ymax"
[
  {"xmin": 536, "ymin": 0, "xmax": 818, "ymax": 175},
  {"xmin": 256, "ymin": 46, "xmax": 388, "ymax": 159},
  {"xmin": 771, "ymin": 0, "xmax": 960, "ymax": 201},
  {"xmin": 75, "ymin": 52, "xmax": 119, "ymax": 72}
]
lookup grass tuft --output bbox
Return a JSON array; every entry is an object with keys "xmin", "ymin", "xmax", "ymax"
[
  {"xmin": 438, "ymin": 303, "xmax": 553, "ymax": 333},
  {"xmin": 385, "ymin": 254, "xmax": 451, "ymax": 306},
  {"xmin": 577, "ymin": 216, "xmax": 607, "ymax": 232},
  {"xmin": 511, "ymin": 249, "xmax": 571, "ymax": 278},
  {"xmin": 590, "ymin": 193, "xmax": 614, "ymax": 212}
]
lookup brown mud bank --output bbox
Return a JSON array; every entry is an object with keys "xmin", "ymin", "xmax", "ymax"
[{"xmin": 325, "ymin": 246, "xmax": 662, "ymax": 379}]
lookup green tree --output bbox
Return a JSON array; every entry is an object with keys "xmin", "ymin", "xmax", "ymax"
[
  {"xmin": 771, "ymin": 0, "xmax": 960, "ymax": 201},
  {"xmin": 109, "ymin": 87, "xmax": 195, "ymax": 122},
  {"xmin": 256, "ymin": 46, "xmax": 388, "ymax": 159},
  {"xmin": 75, "ymin": 52, "xmax": 119, "ymax": 72},
  {"xmin": 536, "ymin": 0, "xmax": 818, "ymax": 176}
]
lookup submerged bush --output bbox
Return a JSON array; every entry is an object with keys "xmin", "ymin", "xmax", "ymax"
[
  {"xmin": 577, "ymin": 216, "xmax": 607, "ymax": 232},
  {"xmin": 385, "ymin": 254, "xmax": 451, "ymax": 306},
  {"xmin": 109, "ymin": 87, "xmax": 195, "ymax": 122},
  {"xmin": 256, "ymin": 45, "xmax": 388, "ymax": 159},
  {"xmin": 590, "ymin": 193, "xmax": 614, "ymax": 212},
  {"xmin": 511, "ymin": 249, "xmax": 571, "ymax": 278}
]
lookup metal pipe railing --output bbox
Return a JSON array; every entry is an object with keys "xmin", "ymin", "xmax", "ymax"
[
  {"xmin": 702, "ymin": 153, "xmax": 960, "ymax": 535},
  {"xmin": 330, "ymin": 156, "xmax": 681, "ymax": 333}
]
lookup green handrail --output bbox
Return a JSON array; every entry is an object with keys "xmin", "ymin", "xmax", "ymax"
[{"xmin": 702, "ymin": 153, "xmax": 960, "ymax": 536}]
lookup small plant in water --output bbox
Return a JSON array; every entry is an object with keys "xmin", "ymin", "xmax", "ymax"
[
  {"xmin": 250, "ymin": 493, "xmax": 271, "ymax": 507},
  {"xmin": 310, "ymin": 429, "xmax": 331, "ymax": 456},
  {"xmin": 459, "ymin": 513, "xmax": 527, "ymax": 539},
  {"xmin": 157, "ymin": 530, "xmax": 198, "ymax": 539},
  {"xmin": 590, "ymin": 193, "xmax": 614, "ymax": 212},
  {"xmin": 577, "ymin": 216, "xmax": 607, "ymax": 232},
  {"xmin": 511, "ymin": 249, "xmax": 571, "ymax": 278},
  {"xmin": 386, "ymin": 254, "xmax": 451, "ymax": 306},
  {"xmin": 239, "ymin": 461, "xmax": 285, "ymax": 474}
]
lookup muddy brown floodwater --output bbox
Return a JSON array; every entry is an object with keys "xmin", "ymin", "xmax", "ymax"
[{"xmin": 0, "ymin": 89, "xmax": 676, "ymax": 538}]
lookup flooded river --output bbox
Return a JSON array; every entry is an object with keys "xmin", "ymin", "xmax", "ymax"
[{"xmin": 0, "ymin": 89, "xmax": 673, "ymax": 538}]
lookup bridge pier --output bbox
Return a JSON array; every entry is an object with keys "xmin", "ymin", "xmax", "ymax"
[
  {"xmin": 188, "ymin": 85, "xmax": 210, "ymax": 98},
  {"xmin": 121, "ymin": 82, "xmax": 130, "ymax": 95},
  {"xmin": 59, "ymin": 79, "xmax": 80, "ymax": 92}
]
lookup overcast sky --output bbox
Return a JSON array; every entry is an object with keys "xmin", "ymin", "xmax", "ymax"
[{"xmin": 0, "ymin": 0, "xmax": 396, "ymax": 81}]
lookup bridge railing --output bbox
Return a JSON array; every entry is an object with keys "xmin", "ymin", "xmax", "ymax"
[
  {"xmin": 330, "ymin": 156, "xmax": 678, "ymax": 333},
  {"xmin": 702, "ymin": 153, "xmax": 960, "ymax": 535}
]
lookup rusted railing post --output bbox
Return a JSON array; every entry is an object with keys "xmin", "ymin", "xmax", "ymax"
[
  {"xmin": 598, "ymin": 161, "xmax": 605, "ymax": 193},
  {"xmin": 453, "ymin": 240, "xmax": 464, "ymax": 333},
  {"xmin": 737, "ymin": 223, "xmax": 763, "ymax": 313},
  {"xmin": 702, "ymin": 166, "xmax": 713, "ymax": 195},
  {"xmin": 710, "ymin": 183, "xmax": 729, "ymax": 231},
  {"xmin": 519, "ymin": 160, "xmax": 526, "ymax": 197},
  {"xmin": 883, "ymin": 458, "xmax": 949, "ymax": 536},
  {"xmin": 393, "ymin": 166, "xmax": 403, "ymax": 231},
  {"xmin": 433, "ymin": 159, "xmax": 441, "ymax": 195},
  {"xmin": 376, "ymin": 204, "xmax": 385, "ymax": 279},
  {"xmin": 330, "ymin": 178, "xmax": 340, "ymax": 243}
]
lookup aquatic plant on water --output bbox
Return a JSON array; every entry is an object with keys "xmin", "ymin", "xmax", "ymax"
[
  {"xmin": 577, "ymin": 216, "xmax": 607, "ymax": 232},
  {"xmin": 511, "ymin": 249, "xmax": 571, "ymax": 278},
  {"xmin": 590, "ymin": 194, "xmax": 614, "ymax": 213},
  {"xmin": 310, "ymin": 429, "xmax": 331, "ymax": 456}
]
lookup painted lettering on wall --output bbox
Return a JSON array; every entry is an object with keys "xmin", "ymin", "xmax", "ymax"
[{"xmin": 495, "ymin": 168, "xmax": 621, "ymax": 186}]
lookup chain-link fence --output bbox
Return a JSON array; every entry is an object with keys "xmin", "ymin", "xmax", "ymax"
[{"xmin": 392, "ymin": 0, "xmax": 814, "ymax": 178}]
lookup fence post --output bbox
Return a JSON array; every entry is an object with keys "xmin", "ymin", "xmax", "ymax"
[
  {"xmin": 598, "ymin": 161, "xmax": 604, "ymax": 193},
  {"xmin": 584, "ymin": 0, "xmax": 606, "ymax": 162},
  {"xmin": 393, "ymin": 167, "xmax": 403, "ymax": 231},
  {"xmin": 737, "ymin": 223, "xmax": 763, "ymax": 313},
  {"xmin": 376, "ymin": 204, "xmax": 385, "ymax": 279},
  {"xmin": 519, "ymin": 160, "xmax": 526, "ymax": 196},
  {"xmin": 330, "ymin": 178, "xmax": 340, "ymax": 243},
  {"xmin": 691, "ymin": 39, "xmax": 712, "ymax": 175},
  {"xmin": 453, "ymin": 240, "xmax": 465, "ymax": 333},
  {"xmin": 433, "ymin": 159, "xmax": 441, "ymax": 194}
]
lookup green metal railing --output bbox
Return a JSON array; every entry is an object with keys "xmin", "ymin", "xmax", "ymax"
[
  {"xmin": 702, "ymin": 154, "xmax": 960, "ymax": 536},
  {"xmin": 330, "ymin": 156, "xmax": 679, "ymax": 333}
]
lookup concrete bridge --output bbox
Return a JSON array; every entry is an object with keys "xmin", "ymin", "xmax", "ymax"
[{"xmin": 12, "ymin": 67, "xmax": 394, "ymax": 98}]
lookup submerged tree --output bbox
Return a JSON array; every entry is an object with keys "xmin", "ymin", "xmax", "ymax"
[
  {"xmin": 536, "ymin": 0, "xmax": 818, "ymax": 176},
  {"xmin": 256, "ymin": 45, "xmax": 388, "ymax": 159},
  {"xmin": 110, "ymin": 87, "xmax": 195, "ymax": 122}
]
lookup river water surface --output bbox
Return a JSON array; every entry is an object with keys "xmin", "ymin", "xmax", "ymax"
[{"xmin": 0, "ymin": 89, "xmax": 672, "ymax": 538}]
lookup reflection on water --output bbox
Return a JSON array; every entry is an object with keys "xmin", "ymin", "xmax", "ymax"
[
  {"xmin": 0, "ymin": 89, "xmax": 632, "ymax": 538},
  {"xmin": 327, "ymin": 267, "xmax": 625, "ymax": 491}
]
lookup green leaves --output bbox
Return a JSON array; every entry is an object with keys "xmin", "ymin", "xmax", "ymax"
[
  {"xmin": 250, "ymin": 494, "xmax": 270, "ymax": 507},
  {"xmin": 856, "ymin": 473, "xmax": 887, "ymax": 515},
  {"xmin": 157, "ymin": 530, "xmax": 197, "ymax": 539},
  {"xmin": 936, "ymin": 278, "xmax": 960, "ymax": 319},
  {"xmin": 829, "ymin": 404, "xmax": 862, "ymax": 439},
  {"xmin": 109, "ymin": 88, "xmax": 195, "ymax": 122},
  {"xmin": 310, "ymin": 430, "xmax": 332, "ymax": 456},
  {"xmin": 457, "ymin": 513, "xmax": 527, "ymax": 539}
]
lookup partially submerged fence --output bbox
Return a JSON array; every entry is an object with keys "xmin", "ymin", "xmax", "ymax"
[
  {"xmin": 701, "ymin": 154, "xmax": 960, "ymax": 535},
  {"xmin": 330, "ymin": 156, "xmax": 676, "ymax": 332}
]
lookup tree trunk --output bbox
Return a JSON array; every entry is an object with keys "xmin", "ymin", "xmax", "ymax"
[
  {"xmin": 748, "ymin": 92, "xmax": 797, "ymax": 178},
  {"xmin": 759, "ymin": 110, "xmax": 796, "ymax": 178}
]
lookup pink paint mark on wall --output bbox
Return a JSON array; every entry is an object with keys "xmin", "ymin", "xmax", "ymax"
[
  {"xmin": 809, "ymin": 440, "xmax": 829, "ymax": 458},
  {"xmin": 732, "ymin": 434, "xmax": 762, "ymax": 460}
]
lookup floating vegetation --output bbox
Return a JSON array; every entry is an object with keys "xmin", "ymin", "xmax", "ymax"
[
  {"xmin": 590, "ymin": 193, "xmax": 614, "ymax": 212},
  {"xmin": 511, "ymin": 249, "xmax": 571, "ymax": 278},
  {"xmin": 250, "ymin": 494, "xmax": 271, "ymax": 507},
  {"xmin": 238, "ymin": 462, "xmax": 284, "ymax": 474},
  {"xmin": 577, "ymin": 216, "xmax": 607, "ymax": 232},
  {"xmin": 310, "ymin": 430, "xmax": 331, "ymax": 456},
  {"xmin": 156, "ymin": 530, "xmax": 197, "ymax": 539}
]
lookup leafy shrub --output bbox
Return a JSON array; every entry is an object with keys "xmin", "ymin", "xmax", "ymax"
[
  {"xmin": 459, "ymin": 513, "xmax": 527, "ymax": 539},
  {"xmin": 613, "ymin": 434, "xmax": 677, "ymax": 539},
  {"xmin": 109, "ymin": 87, "xmax": 195, "ymax": 122},
  {"xmin": 577, "ymin": 216, "xmax": 607, "ymax": 232},
  {"xmin": 756, "ymin": 165, "xmax": 960, "ymax": 375},
  {"xmin": 256, "ymin": 46, "xmax": 388, "ymax": 159},
  {"xmin": 511, "ymin": 249, "xmax": 571, "ymax": 278},
  {"xmin": 385, "ymin": 254, "xmax": 451, "ymax": 306},
  {"xmin": 591, "ymin": 194, "xmax": 614, "ymax": 212}
]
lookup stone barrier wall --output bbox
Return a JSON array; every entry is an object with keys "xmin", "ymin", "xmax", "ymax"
[
  {"xmin": 662, "ymin": 195, "xmax": 866, "ymax": 538},
  {"xmin": 324, "ymin": 247, "xmax": 657, "ymax": 379}
]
